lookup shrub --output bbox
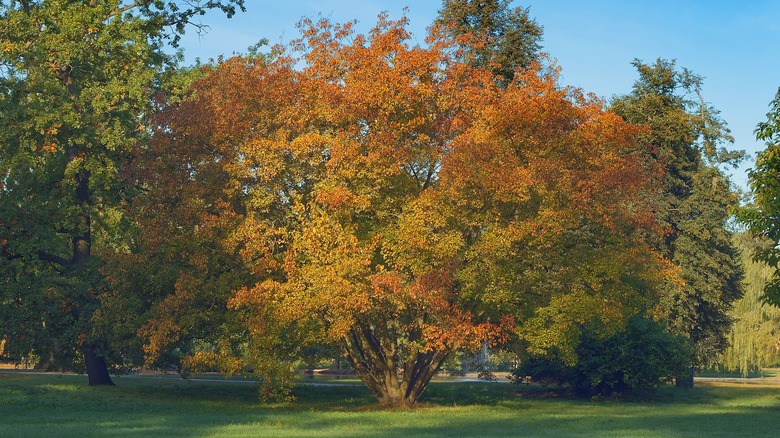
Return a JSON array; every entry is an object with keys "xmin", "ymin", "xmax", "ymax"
[{"xmin": 513, "ymin": 317, "xmax": 692, "ymax": 396}]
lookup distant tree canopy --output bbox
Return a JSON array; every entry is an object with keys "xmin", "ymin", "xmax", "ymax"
[
  {"xmin": 718, "ymin": 233, "xmax": 780, "ymax": 376},
  {"xmin": 436, "ymin": 0, "xmax": 543, "ymax": 85}
]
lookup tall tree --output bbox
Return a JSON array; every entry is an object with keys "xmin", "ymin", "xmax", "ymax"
[
  {"xmin": 0, "ymin": 0, "xmax": 244, "ymax": 385},
  {"xmin": 436, "ymin": 0, "xmax": 543, "ymax": 85},
  {"xmin": 148, "ymin": 15, "xmax": 670, "ymax": 405},
  {"xmin": 610, "ymin": 59, "xmax": 745, "ymax": 386}
]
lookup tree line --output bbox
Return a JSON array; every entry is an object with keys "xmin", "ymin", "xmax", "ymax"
[{"xmin": 1, "ymin": 0, "xmax": 774, "ymax": 406}]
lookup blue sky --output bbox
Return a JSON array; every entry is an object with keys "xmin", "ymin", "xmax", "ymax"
[{"xmin": 177, "ymin": 1, "xmax": 780, "ymax": 190}]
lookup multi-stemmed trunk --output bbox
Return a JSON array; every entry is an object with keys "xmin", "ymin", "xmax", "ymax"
[{"xmin": 343, "ymin": 323, "xmax": 450, "ymax": 406}]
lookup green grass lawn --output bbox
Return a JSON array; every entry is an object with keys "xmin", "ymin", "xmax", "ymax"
[{"xmin": 1, "ymin": 373, "xmax": 778, "ymax": 437}]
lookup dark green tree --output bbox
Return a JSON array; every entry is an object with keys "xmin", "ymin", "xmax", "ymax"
[
  {"xmin": 610, "ymin": 59, "xmax": 745, "ymax": 387},
  {"xmin": 436, "ymin": 0, "xmax": 543, "ymax": 85},
  {"xmin": 513, "ymin": 316, "xmax": 692, "ymax": 397},
  {"xmin": 0, "ymin": 0, "xmax": 244, "ymax": 385}
]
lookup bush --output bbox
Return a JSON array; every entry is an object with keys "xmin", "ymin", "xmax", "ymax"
[{"xmin": 513, "ymin": 317, "xmax": 692, "ymax": 396}]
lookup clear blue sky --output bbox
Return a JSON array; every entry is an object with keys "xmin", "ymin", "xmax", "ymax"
[{"xmin": 177, "ymin": 1, "xmax": 780, "ymax": 190}]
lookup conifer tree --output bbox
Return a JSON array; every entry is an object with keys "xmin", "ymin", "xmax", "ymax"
[{"xmin": 611, "ymin": 59, "xmax": 745, "ymax": 386}]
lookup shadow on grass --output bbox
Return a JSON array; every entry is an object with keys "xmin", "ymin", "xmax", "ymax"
[{"xmin": 1, "ymin": 373, "xmax": 779, "ymax": 437}]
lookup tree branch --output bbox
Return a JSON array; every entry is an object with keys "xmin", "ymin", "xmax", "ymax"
[
  {"xmin": 38, "ymin": 251, "xmax": 72, "ymax": 267},
  {"xmin": 107, "ymin": 2, "xmax": 139, "ymax": 19}
]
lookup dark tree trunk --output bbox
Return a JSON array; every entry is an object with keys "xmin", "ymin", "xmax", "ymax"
[
  {"xmin": 74, "ymin": 168, "xmax": 115, "ymax": 385},
  {"xmin": 676, "ymin": 365, "xmax": 695, "ymax": 388},
  {"xmin": 42, "ymin": 156, "xmax": 115, "ymax": 385},
  {"xmin": 83, "ymin": 347, "xmax": 115, "ymax": 386}
]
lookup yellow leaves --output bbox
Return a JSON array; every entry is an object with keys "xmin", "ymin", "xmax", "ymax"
[
  {"xmin": 139, "ymin": 12, "xmax": 672, "ymax": 392},
  {"xmin": 41, "ymin": 143, "xmax": 57, "ymax": 153},
  {"xmin": 3, "ymin": 43, "xmax": 13, "ymax": 53},
  {"xmin": 45, "ymin": 123, "xmax": 61, "ymax": 135},
  {"xmin": 386, "ymin": 193, "xmax": 464, "ymax": 275},
  {"xmin": 182, "ymin": 352, "xmax": 246, "ymax": 380}
]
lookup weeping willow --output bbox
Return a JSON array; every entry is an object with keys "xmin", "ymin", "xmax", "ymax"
[{"xmin": 719, "ymin": 233, "xmax": 780, "ymax": 376}]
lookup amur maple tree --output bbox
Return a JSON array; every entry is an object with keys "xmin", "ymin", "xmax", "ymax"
[{"xmin": 139, "ymin": 14, "xmax": 673, "ymax": 405}]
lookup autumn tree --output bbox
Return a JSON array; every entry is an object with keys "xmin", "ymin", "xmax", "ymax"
[
  {"xmin": 611, "ymin": 59, "xmax": 744, "ymax": 386},
  {"xmin": 0, "ymin": 0, "xmax": 244, "ymax": 385},
  {"xmin": 436, "ymin": 0, "xmax": 542, "ymax": 85},
  {"xmin": 142, "ymin": 15, "xmax": 671, "ymax": 405}
]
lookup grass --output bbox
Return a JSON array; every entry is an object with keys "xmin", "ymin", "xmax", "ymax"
[{"xmin": 1, "ymin": 373, "xmax": 779, "ymax": 437}]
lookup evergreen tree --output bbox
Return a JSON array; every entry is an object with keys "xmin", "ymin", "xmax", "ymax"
[
  {"xmin": 436, "ymin": 0, "xmax": 543, "ymax": 85},
  {"xmin": 610, "ymin": 59, "xmax": 745, "ymax": 386}
]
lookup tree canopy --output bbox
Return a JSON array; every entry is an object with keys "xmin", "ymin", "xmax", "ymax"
[
  {"xmin": 436, "ymin": 0, "xmax": 542, "ymax": 85},
  {"xmin": 0, "ymin": 0, "xmax": 245, "ymax": 385},
  {"xmin": 611, "ymin": 59, "xmax": 744, "ymax": 380},
  {"xmin": 128, "ymin": 14, "xmax": 674, "ymax": 405},
  {"xmin": 1, "ymin": 4, "xmax": 753, "ymax": 405},
  {"xmin": 739, "ymin": 88, "xmax": 780, "ymax": 306}
]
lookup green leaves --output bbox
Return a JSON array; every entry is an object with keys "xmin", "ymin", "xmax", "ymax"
[
  {"xmin": 0, "ymin": 0, "xmax": 247, "ymax": 379},
  {"xmin": 739, "ymin": 88, "xmax": 780, "ymax": 306},
  {"xmin": 611, "ymin": 59, "xmax": 744, "ymax": 367}
]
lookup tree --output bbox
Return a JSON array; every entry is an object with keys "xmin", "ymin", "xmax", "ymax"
[
  {"xmin": 739, "ymin": 88, "xmax": 780, "ymax": 306},
  {"xmin": 610, "ymin": 59, "xmax": 745, "ymax": 386},
  {"xmin": 514, "ymin": 316, "xmax": 692, "ymax": 397},
  {"xmin": 147, "ymin": 15, "xmax": 670, "ymax": 405},
  {"xmin": 436, "ymin": 0, "xmax": 543, "ymax": 85},
  {"xmin": 718, "ymin": 233, "xmax": 780, "ymax": 376},
  {"xmin": 0, "ymin": 0, "xmax": 244, "ymax": 385}
]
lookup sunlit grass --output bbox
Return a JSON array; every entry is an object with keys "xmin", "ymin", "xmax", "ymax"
[{"xmin": 0, "ymin": 373, "xmax": 778, "ymax": 437}]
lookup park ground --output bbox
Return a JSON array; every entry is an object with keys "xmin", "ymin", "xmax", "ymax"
[{"xmin": 1, "ymin": 371, "xmax": 779, "ymax": 437}]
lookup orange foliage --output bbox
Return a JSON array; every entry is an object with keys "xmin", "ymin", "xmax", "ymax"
[{"xmin": 137, "ymin": 13, "xmax": 671, "ymax": 405}]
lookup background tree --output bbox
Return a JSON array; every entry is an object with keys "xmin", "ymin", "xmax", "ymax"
[
  {"xmin": 718, "ymin": 233, "xmax": 780, "ymax": 376},
  {"xmin": 0, "ymin": 0, "xmax": 244, "ymax": 385},
  {"xmin": 514, "ymin": 316, "xmax": 692, "ymax": 397},
  {"xmin": 148, "ymin": 15, "xmax": 671, "ymax": 405},
  {"xmin": 610, "ymin": 59, "xmax": 745, "ymax": 386},
  {"xmin": 436, "ymin": 0, "xmax": 543, "ymax": 85}
]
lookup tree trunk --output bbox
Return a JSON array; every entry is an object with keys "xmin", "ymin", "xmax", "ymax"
[
  {"xmin": 675, "ymin": 365, "xmax": 695, "ymax": 388},
  {"xmin": 83, "ymin": 346, "xmax": 115, "ymax": 386},
  {"xmin": 343, "ymin": 325, "xmax": 450, "ymax": 406}
]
